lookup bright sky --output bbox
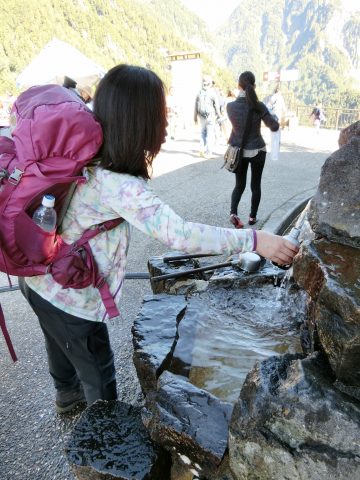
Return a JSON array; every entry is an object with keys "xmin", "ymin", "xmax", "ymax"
[{"xmin": 181, "ymin": 0, "xmax": 242, "ymax": 29}]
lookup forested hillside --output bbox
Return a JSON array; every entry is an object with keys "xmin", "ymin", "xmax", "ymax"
[
  {"xmin": 217, "ymin": 0, "xmax": 360, "ymax": 107},
  {"xmin": 0, "ymin": 0, "xmax": 232, "ymax": 95},
  {"xmin": 0, "ymin": 0, "xmax": 358, "ymax": 108}
]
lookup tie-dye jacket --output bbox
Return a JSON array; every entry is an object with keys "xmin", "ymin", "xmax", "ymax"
[{"xmin": 26, "ymin": 167, "xmax": 255, "ymax": 321}]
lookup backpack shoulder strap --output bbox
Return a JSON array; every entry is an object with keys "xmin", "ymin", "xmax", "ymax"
[
  {"xmin": 0, "ymin": 303, "xmax": 17, "ymax": 362},
  {"xmin": 74, "ymin": 218, "xmax": 124, "ymax": 247}
]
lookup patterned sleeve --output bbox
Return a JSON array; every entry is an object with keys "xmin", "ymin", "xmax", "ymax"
[{"xmin": 104, "ymin": 175, "xmax": 255, "ymax": 255}]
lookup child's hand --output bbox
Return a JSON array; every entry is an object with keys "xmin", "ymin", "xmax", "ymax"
[{"xmin": 255, "ymin": 230, "xmax": 299, "ymax": 265}]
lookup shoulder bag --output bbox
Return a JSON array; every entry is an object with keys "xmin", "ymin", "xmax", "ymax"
[{"xmin": 222, "ymin": 108, "xmax": 253, "ymax": 172}]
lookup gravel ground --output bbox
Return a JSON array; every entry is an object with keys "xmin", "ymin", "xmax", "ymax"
[{"xmin": 0, "ymin": 125, "xmax": 338, "ymax": 479}]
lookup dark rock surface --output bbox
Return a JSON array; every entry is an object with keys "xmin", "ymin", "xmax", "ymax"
[
  {"xmin": 228, "ymin": 353, "xmax": 360, "ymax": 480},
  {"xmin": 142, "ymin": 371, "xmax": 233, "ymax": 478},
  {"xmin": 308, "ymin": 136, "xmax": 360, "ymax": 248},
  {"xmin": 65, "ymin": 400, "xmax": 171, "ymax": 480},
  {"xmin": 148, "ymin": 254, "xmax": 212, "ymax": 295},
  {"xmin": 293, "ymin": 239, "xmax": 360, "ymax": 392},
  {"xmin": 338, "ymin": 120, "xmax": 360, "ymax": 146},
  {"xmin": 132, "ymin": 294, "xmax": 186, "ymax": 394}
]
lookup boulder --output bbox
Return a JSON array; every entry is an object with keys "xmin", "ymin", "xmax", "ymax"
[
  {"xmin": 308, "ymin": 136, "xmax": 360, "ymax": 248},
  {"xmin": 142, "ymin": 371, "xmax": 233, "ymax": 479},
  {"xmin": 65, "ymin": 400, "xmax": 171, "ymax": 480},
  {"xmin": 338, "ymin": 120, "xmax": 360, "ymax": 147},
  {"xmin": 293, "ymin": 239, "xmax": 360, "ymax": 393},
  {"xmin": 228, "ymin": 353, "xmax": 360, "ymax": 480}
]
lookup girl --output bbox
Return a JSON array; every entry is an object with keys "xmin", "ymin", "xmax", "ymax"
[
  {"xmin": 21, "ymin": 65, "xmax": 298, "ymax": 413},
  {"xmin": 227, "ymin": 71, "xmax": 279, "ymax": 228}
]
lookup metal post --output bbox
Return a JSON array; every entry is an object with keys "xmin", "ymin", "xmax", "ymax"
[{"xmin": 335, "ymin": 109, "xmax": 340, "ymax": 130}]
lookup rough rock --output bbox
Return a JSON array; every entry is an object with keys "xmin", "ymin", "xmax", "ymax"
[
  {"xmin": 293, "ymin": 239, "xmax": 360, "ymax": 392},
  {"xmin": 148, "ymin": 254, "xmax": 212, "ymax": 294},
  {"xmin": 308, "ymin": 136, "xmax": 360, "ymax": 248},
  {"xmin": 228, "ymin": 353, "xmax": 360, "ymax": 480},
  {"xmin": 65, "ymin": 400, "xmax": 171, "ymax": 480},
  {"xmin": 338, "ymin": 120, "xmax": 360, "ymax": 147},
  {"xmin": 142, "ymin": 371, "xmax": 233, "ymax": 479}
]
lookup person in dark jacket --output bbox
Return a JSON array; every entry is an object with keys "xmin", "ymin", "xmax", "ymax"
[{"xmin": 227, "ymin": 71, "xmax": 279, "ymax": 228}]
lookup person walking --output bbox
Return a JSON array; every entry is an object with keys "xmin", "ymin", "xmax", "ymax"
[
  {"xmin": 267, "ymin": 87, "xmax": 286, "ymax": 161},
  {"xmin": 268, "ymin": 88, "xmax": 286, "ymax": 127},
  {"xmin": 227, "ymin": 71, "xmax": 279, "ymax": 228},
  {"xmin": 166, "ymin": 86, "xmax": 179, "ymax": 140},
  {"xmin": 224, "ymin": 89, "xmax": 237, "ymax": 141},
  {"xmin": 310, "ymin": 102, "xmax": 326, "ymax": 134},
  {"xmin": 20, "ymin": 65, "xmax": 297, "ymax": 414},
  {"xmin": 194, "ymin": 75, "xmax": 221, "ymax": 159}
]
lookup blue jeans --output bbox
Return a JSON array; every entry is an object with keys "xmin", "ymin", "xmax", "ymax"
[{"xmin": 199, "ymin": 116, "xmax": 215, "ymax": 155}]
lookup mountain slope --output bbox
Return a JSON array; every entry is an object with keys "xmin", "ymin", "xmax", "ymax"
[
  {"xmin": 217, "ymin": 0, "xmax": 360, "ymax": 107},
  {"xmin": 0, "ymin": 0, "xmax": 232, "ymax": 95}
]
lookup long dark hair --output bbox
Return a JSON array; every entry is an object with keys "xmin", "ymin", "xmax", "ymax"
[
  {"xmin": 93, "ymin": 64, "xmax": 167, "ymax": 179},
  {"xmin": 238, "ymin": 71, "xmax": 260, "ymax": 111}
]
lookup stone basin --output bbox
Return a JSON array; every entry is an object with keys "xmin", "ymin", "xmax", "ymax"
[
  {"xmin": 132, "ymin": 259, "xmax": 310, "ymax": 477},
  {"xmin": 133, "ymin": 259, "xmax": 305, "ymax": 401},
  {"xmin": 167, "ymin": 282, "xmax": 303, "ymax": 403}
]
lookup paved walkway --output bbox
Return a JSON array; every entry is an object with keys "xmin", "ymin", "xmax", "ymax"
[{"xmin": 0, "ymin": 126, "xmax": 339, "ymax": 480}]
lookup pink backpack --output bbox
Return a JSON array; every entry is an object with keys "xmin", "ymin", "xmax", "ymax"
[{"xmin": 0, "ymin": 85, "xmax": 122, "ymax": 361}]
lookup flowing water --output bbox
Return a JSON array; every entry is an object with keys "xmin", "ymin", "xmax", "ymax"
[{"xmin": 169, "ymin": 282, "xmax": 306, "ymax": 404}]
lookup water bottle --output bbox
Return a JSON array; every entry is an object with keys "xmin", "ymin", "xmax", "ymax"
[
  {"xmin": 272, "ymin": 227, "xmax": 300, "ymax": 270},
  {"xmin": 32, "ymin": 194, "xmax": 57, "ymax": 232}
]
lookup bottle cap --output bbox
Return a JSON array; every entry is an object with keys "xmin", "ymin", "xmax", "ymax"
[{"xmin": 42, "ymin": 194, "xmax": 55, "ymax": 208}]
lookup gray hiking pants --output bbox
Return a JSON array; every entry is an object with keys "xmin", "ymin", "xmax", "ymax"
[{"xmin": 19, "ymin": 279, "xmax": 117, "ymax": 405}]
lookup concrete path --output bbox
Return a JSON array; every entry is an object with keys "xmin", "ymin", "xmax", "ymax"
[{"xmin": 0, "ymin": 126, "xmax": 339, "ymax": 480}]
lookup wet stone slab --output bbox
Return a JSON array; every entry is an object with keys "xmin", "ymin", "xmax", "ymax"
[
  {"xmin": 142, "ymin": 371, "xmax": 233, "ymax": 479},
  {"xmin": 132, "ymin": 294, "xmax": 187, "ymax": 394},
  {"xmin": 65, "ymin": 400, "xmax": 171, "ymax": 480}
]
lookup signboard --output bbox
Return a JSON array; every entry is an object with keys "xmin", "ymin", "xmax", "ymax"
[
  {"xmin": 279, "ymin": 69, "xmax": 299, "ymax": 81},
  {"xmin": 168, "ymin": 51, "xmax": 202, "ymax": 129},
  {"xmin": 263, "ymin": 69, "xmax": 299, "ymax": 82},
  {"xmin": 167, "ymin": 52, "xmax": 201, "ymax": 62},
  {"xmin": 263, "ymin": 71, "xmax": 280, "ymax": 82}
]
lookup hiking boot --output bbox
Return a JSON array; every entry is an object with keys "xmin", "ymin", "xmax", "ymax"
[
  {"xmin": 230, "ymin": 214, "xmax": 244, "ymax": 229},
  {"xmin": 55, "ymin": 386, "xmax": 86, "ymax": 414}
]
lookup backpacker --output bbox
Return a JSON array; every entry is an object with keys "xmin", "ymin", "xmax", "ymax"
[
  {"xmin": 0, "ymin": 84, "xmax": 122, "ymax": 362},
  {"xmin": 197, "ymin": 88, "xmax": 214, "ymax": 119}
]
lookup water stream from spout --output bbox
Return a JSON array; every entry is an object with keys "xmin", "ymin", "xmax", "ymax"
[{"xmin": 275, "ymin": 267, "xmax": 293, "ymax": 301}]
